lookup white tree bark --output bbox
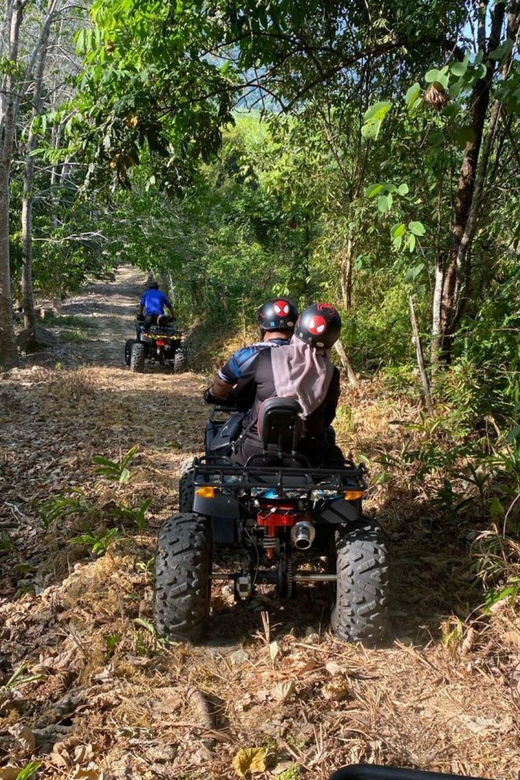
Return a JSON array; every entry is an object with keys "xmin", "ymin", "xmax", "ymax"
[
  {"xmin": 0, "ymin": 0, "xmax": 25, "ymax": 368},
  {"xmin": 21, "ymin": 0, "xmax": 60, "ymax": 341}
]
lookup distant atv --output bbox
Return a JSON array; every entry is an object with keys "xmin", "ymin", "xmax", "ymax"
[
  {"xmin": 154, "ymin": 397, "xmax": 389, "ymax": 645},
  {"xmin": 125, "ymin": 316, "xmax": 187, "ymax": 373}
]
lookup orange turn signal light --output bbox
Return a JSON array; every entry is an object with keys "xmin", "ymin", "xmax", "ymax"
[
  {"xmin": 344, "ymin": 490, "xmax": 363, "ymax": 500},
  {"xmin": 196, "ymin": 486, "xmax": 217, "ymax": 499}
]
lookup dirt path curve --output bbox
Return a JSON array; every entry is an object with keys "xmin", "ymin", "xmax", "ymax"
[{"xmin": 0, "ymin": 268, "xmax": 518, "ymax": 780}]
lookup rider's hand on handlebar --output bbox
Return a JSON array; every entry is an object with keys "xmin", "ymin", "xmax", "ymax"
[{"xmin": 203, "ymin": 388, "xmax": 219, "ymax": 404}]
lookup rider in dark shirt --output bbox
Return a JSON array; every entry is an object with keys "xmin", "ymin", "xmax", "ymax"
[
  {"xmin": 232, "ymin": 303, "xmax": 344, "ymax": 467},
  {"xmin": 207, "ymin": 298, "xmax": 298, "ymax": 403}
]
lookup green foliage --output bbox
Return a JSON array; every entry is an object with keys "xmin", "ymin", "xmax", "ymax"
[
  {"xmin": 92, "ymin": 445, "xmax": 140, "ymax": 484},
  {"xmin": 15, "ymin": 763, "xmax": 42, "ymax": 780},
  {"xmin": 71, "ymin": 527, "xmax": 122, "ymax": 556},
  {"xmin": 6, "ymin": 662, "xmax": 46, "ymax": 690},
  {"xmin": 110, "ymin": 498, "xmax": 152, "ymax": 533},
  {"xmin": 40, "ymin": 489, "xmax": 92, "ymax": 529}
]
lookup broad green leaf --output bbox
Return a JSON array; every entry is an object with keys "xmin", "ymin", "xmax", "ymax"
[
  {"xmin": 456, "ymin": 125, "xmax": 476, "ymax": 148},
  {"xmin": 378, "ymin": 194, "xmax": 392, "ymax": 213},
  {"xmin": 397, "ymin": 183, "xmax": 409, "ymax": 196},
  {"xmin": 408, "ymin": 221, "xmax": 426, "ymax": 236},
  {"xmin": 391, "ymin": 223, "xmax": 406, "ymax": 238},
  {"xmin": 450, "ymin": 61, "xmax": 467, "ymax": 77},
  {"xmin": 361, "ymin": 119, "xmax": 382, "ymax": 140},
  {"xmin": 425, "ymin": 69, "xmax": 440, "ymax": 83},
  {"xmin": 392, "ymin": 236, "xmax": 403, "ymax": 251},
  {"xmin": 363, "ymin": 101, "xmax": 392, "ymax": 122},
  {"xmin": 405, "ymin": 82, "xmax": 421, "ymax": 110},
  {"xmin": 408, "ymin": 233, "xmax": 416, "ymax": 252},
  {"xmin": 365, "ymin": 183, "xmax": 384, "ymax": 198}
]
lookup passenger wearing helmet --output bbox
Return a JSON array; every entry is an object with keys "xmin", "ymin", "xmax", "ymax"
[
  {"xmin": 138, "ymin": 280, "xmax": 175, "ymax": 327},
  {"xmin": 206, "ymin": 298, "xmax": 298, "ymax": 403},
  {"xmin": 232, "ymin": 303, "xmax": 344, "ymax": 467}
]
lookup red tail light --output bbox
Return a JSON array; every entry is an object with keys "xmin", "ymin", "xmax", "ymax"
[{"xmin": 156, "ymin": 339, "xmax": 166, "ymax": 347}]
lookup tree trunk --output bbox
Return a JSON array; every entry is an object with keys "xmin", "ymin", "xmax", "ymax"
[
  {"xmin": 339, "ymin": 237, "xmax": 354, "ymax": 312},
  {"xmin": 410, "ymin": 296, "xmax": 433, "ymax": 413},
  {"xmin": 439, "ymin": 0, "xmax": 506, "ymax": 362},
  {"xmin": 334, "ymin": 339, "xmax": 359, "ymax": 388},
  {"xmin": 21, "ymin": 1, "xmax": 57, "ymax": 340},
  {"xmin": 430, "ymin": 254, "xmax": 444, "ymax": 371},
  {"xmin": 0, "ymin": 0, "xmax": 25, "ymax": 368},
  {"xmin": 0, "ymin": 163, "xmax": 17, "ymax": 368}
]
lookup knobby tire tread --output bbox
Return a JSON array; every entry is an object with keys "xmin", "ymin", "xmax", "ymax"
[
  {"xmin": 331, "ymin": 517, "xmax": 389, "ymax": 645},
  {"xmin": 130, "ymin": 342, "xmax": 145, "ymax": 373},
  {"xmin": 154, "ymin": 513, "xmax": 211, "ymax": 642}
]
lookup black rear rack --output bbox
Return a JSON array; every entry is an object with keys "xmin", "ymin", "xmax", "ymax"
[{"xmin": 192, "ymin": 456, "xmax": 366, "ymax": 491}]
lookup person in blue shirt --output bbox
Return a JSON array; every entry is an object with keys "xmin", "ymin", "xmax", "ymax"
[
  {"xmin": 138, "ymin": 280, "xmax": 175, "ymax": 326},
  {"xmin": 206, "ymin": 298, "xmax": 298, "ymax": 403}
]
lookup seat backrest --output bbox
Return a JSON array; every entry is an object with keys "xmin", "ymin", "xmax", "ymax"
[{"xmin": 257, "ymin": 397, "xmax": 303, "ymax": 453}]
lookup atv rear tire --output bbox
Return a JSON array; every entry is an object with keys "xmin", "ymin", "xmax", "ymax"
[
  {"xmin": 125, "ymin": 338, "xmax": 136, "ymax": 366},
  {"xmin": 331, "ymin": 517, "xmax": 388, "ymax": 645},
  {"xmin": 130, "ymin": 342, "xmax": 145, "ymax": 373},
  {"xmin": 179, "ymin": 469, "xmax": 195, "ymax": 513},
  {"xmin": 154, "ymin": 513, "xmax": 211, "ymax": 642},
  {"xmin": 174, "ymin": 344, "xmax": 188, "ymax": 373}
]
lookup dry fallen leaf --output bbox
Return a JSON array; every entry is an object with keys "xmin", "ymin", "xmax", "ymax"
[
  {"xmin": 8, "ymin": 723, "xmax": 36, "ymax": 754},
  {"xmin": 0, "ymin": 767, "xmax": 19, "ymax": 780},
  {"xmin": 232, "ymin": 747, "xmax": 272, "ymax": 777},
  {"xmin": 325, "ymin": 660, "xmax": 344, "ymax": 676},
  {"xmin": 73, "ymin": 743, "xmax": 95, "ymax": 765},
  {"xmin": 270, "ymin": 680, "xmax": 296, "ymax": 703},
  {"xmin": 322, "ymin": 676, "xmax": 352, "ymax": 701},
  {"xmin": 502, "ymin": 630, "xmax": 520, "ymax": 649},
  {"xmin": 269, "ymin": 641, "xmax": 280, "ymax": 662},
  {"xmin": 70, "ymin": 766, "xmax": 103, "ymax": 780}
]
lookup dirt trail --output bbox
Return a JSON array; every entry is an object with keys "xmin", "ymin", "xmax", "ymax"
[
  {"xmin": 0, "ymin": 268, "xmax": 519, "ymax": 780},
  {"xmin": 59, "ymin": 265, "xmax": 147, "ymax": 364}
]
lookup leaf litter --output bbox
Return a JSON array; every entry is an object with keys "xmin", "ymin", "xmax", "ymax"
[{"xmin": 0, "ymin": 267, "xmax": 519, "ymax": 778}]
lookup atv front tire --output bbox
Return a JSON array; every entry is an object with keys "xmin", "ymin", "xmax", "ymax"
[
  {"xmin": 154, "ymin": 513, "xmax": 211, "ymax": 642},
  {"xmin": 130, "ymin": 342, "xmax": 145, "ymax": 373},
  {"xmin": 179, "ymin": 469, "xmax": 195, "ymax": 513},
  {"xmin": 331, "ymin": 517, "xmax": 388, "ymax": 645},
  {"xmin": 125, "ymin": 338, "xmax": 136, "ymax": 366}
]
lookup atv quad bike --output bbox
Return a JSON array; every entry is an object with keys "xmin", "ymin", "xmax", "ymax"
[
  {"xmin": 154, "ymin": 398, "xmax": 389, "ymax": 644},
  {"xmin": 125, "ymin": 317, "xmax": 187, "ymax": 374}
]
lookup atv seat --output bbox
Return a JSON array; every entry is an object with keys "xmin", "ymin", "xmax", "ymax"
[{"xmin": 257, "ymin": 398, "xmax": 303, "ymax": 455}]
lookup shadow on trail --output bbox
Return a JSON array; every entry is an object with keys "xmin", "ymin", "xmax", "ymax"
[{"xmin": 380, "ymin": 494, "xmax": 484, "ymax": 645}]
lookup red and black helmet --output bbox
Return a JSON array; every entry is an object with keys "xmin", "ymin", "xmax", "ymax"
[
  {"xmin": 294, "ymin": 303, "xmax": 342, "ymax": 348},
  {"xmin": 257, "ymin": 298, "xmax": 298, "ymax": 332}
]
